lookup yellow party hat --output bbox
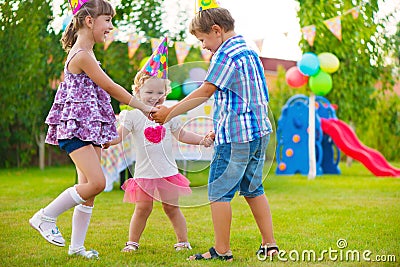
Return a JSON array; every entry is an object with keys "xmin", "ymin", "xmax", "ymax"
[{"xmin": 196, "ymin": 0, "xmax": 220, "ymax": 12}]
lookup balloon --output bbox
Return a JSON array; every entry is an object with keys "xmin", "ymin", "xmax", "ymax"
[
  {"xmin": 318, "ymin": 52, "xmax": 340, "ymax": 73},
  {"xmin": 189, "ymin": 67, "xmax": 207, "ymax": 82},
  {"xmin": 285, "ymin": 66, "xmax": 309, "ymax": 88},
  {"xmin": 182, "ymin": 78, "xmax": 201, "ymax": 95},
  {"xmin": 139, "ymin": 56, "xmax": 150, "ymax": 69},
  {"xmin": 167, "ymin": 81, "xmax": 182, "ymax": 100},
  {"xmin": 297, "ymin": 52, "xmax": 320, "ymax": 76},
  {"xmin": 62, "ymin": 14, "xmax": 72, "ymax": 31},
  {"xmin": 309, "ymin": 70, "xmax": 333, "ymax": 96}
]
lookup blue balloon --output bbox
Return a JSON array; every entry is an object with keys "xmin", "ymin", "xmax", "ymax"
[
  {"xmin": 62, "ymin": 15, "xmax": 73, "ymax": 31},
  {"xmin": 297, "ymin": 52, "xmax": 320, "ymax": 76},
  {"xmin": 182, "ymin": 78, "xmax": 201, "ymax": 95}
]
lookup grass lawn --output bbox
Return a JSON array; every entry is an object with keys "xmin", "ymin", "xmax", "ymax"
[{"xmin": 0, "ymin": 162, "xmax": 399, "ymax": 266}]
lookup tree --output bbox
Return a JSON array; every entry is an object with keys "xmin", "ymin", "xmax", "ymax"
[
  {"xmin": 0, "ymin": 0, "xmax": 64, "ymax": 167},
  {"xmin": 295, "ymin": 0, "xmax": 397, "ymax": 119},
  {"xmin": 294, "ymin": 0, "xmax": 400, "ymax": 160},
  {"xmin": 396, "ymin": 21, "xmax": 400, "ymax": 63},
  {"xmin": 115, "ymin": 0, "xmax": 166, "ymax": 37},
  {"xmin": 0, "ymin": 0, "xmax": 198, "ymax": 167}
]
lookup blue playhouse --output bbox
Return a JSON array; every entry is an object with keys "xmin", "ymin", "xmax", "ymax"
[{"xmin": 275, "ymin": 94, "xmax": 341, "ymax": 175}]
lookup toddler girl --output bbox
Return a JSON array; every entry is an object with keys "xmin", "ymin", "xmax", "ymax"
[{"xmin": 110, "ymin": 70, "xmax": 214, "ymax": 252}]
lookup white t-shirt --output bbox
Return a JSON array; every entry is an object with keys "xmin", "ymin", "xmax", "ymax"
[{"xmin": 119, "ymin": 109, "xmax": 182, "ymax": 179}]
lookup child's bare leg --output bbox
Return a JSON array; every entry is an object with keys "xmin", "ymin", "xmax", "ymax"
[
  {"xmin": 245, "ymin": 194, "xmax": 276, "ymax": 245},
  {"xmin": 69, "ymin": 146, "xmax": 106, "ymax": 199},
  {"xmin": 188, "ymin": 201, "xmax": 232, "ymax": 260},
  {"xmin": 162, "ymin": 202, "xmax": 188, "ymax": 242},
  {"xmin": 29, "ymin": 145, "xmax": 102, "ymax": 248},
  {"xmin": 128, "ymin": 201, "xmax": 153, "ymax": 242},
  {"xmin": 211, "ymin": 201, "xmax": 232, "ymax": 254}
]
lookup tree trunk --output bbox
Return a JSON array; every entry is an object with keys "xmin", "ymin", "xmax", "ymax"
[{"xmin": 38, "ymin": 133, "xmax": 45, "ymax": 170}]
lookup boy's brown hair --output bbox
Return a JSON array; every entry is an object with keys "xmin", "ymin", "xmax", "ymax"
[{"xmin": 189, "ymin": 7, "xmax": 235, "ymax": 35}]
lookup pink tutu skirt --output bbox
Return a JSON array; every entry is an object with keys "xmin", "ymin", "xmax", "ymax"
[{"xmin": 121, "ymin": 173, "xmax": 192, "ymax": 203}]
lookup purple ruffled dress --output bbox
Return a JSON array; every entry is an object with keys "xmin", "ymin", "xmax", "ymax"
[{"xmin": 45, "ymin": 50, "xmax": 118, "ymax": 146}]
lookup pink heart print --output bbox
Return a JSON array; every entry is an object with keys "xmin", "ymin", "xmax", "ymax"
[{"xmin": 144, "ymin": 125, "xmax": 166, "ymax": 144}]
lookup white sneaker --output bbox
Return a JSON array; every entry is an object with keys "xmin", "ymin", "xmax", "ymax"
[
  {"xmin": 174, "ymin": 242, "xmax": 192, "ymax": 251},
  {"xmin": 68, "ymin": 246, "xmax": 99, "ymax": 259},
  {"xmin": 29, "ymin": 209, "xmax": 65, "ymax": 247}
]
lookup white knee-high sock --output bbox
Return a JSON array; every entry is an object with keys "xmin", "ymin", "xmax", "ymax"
[
  {"xmin": 43, "ymin": 186, "xmax": 85, "ymax": 218},
  {"xmin": 70, "ymin": 204, "xmax": 93, "ymax": 249}
]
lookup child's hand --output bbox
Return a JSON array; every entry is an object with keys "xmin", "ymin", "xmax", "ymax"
[
  {"xmin": 102, "ymin": 142, "xmax": 112, "ymax": 149},
  {"xmin": 103, "ymin": 134, "xmax": 122, "ymax": 147},
  {"xmin": 200, "ymin": 131, "xmax": 215, "ymax": 147},
  {"xmin": 152, "ymin": 105, "xmax": 171, "ymax": 124},
  {"xmin": 142, "ymin": 105, "xmax": 159, "ymax": 120}
]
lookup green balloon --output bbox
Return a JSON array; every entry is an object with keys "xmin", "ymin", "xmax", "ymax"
[
  {"xmin": 167, "ymin": 81, "xmax": 182, "ymax": 100},
  {"xmin": 139, "ymin": 56, "xmax": 150, "ymax": 69},
  {"xmin": 309, "ymin": 70, "xmax": 333, "ymax": 96}
]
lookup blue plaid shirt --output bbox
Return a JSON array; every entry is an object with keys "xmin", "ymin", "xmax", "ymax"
[{"xmin": 206, "ymin": 35, "xmax": 272, "ymax": 145}]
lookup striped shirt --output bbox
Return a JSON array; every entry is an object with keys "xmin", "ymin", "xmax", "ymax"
[{"xmin": 206, "ymin": 35, "xmax": 272, "ymax": 145}]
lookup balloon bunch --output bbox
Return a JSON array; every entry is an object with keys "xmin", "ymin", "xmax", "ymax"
[{"xmin": 285, "ymin": 52, "xmax": 340, "ymax": 96}]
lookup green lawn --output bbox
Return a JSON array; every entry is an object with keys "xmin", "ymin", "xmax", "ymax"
[{"xmin": 0, "ymin": 162, "xmax": 399, "ymax": 266}]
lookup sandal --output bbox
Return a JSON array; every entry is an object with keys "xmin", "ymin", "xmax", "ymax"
[
  {"xmin": 68, "ymin": 246, "xmax": 99, "ymax": 259},
  {"xmin": 188, "ymin": 247, "xmax": 233, "ymax": 261},
  {"xmin": 174, "ymin": 241, "xmax": 192, "ymax": 251},
  {"xmin": 122, "ymin": 241, "xmax": 139, "ymax": 252},
  {"xmin": 256, "ymin": 244, "xmax": 279, "ymax": 257},
  {"xmin": 29, "ymin": 209, "xmax": 65, "ymax": 247}
]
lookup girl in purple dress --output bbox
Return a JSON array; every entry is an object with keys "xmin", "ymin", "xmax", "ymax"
[{"xmin": 29, "ymin": 0, "xmax": 155, "ymax": 259}]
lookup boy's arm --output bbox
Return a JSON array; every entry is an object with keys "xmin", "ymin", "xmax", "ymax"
[{"xmin": 152, "ymin": 82, "xmax": 217, "ymax": 124}]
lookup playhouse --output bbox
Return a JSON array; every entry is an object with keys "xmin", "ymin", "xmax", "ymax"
[
  {"xmin": 276, "ymin": 94, "xmax": 340, "ymax": 175},
  {"xmin": 276, "ymin": 94, "xmax": 400, "ymax": 177}
]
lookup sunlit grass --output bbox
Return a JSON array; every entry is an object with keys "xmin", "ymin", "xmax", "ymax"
[{"xmin": 0, "ymin": 162, "xmax": 399, "ymax": 266}]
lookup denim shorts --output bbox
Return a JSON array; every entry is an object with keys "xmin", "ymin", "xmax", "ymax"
[
  {"xmin": 58, "ymin": 137, "xmax": 101, "ymax": 154},
  {"xmin": 208, "ymin": 135, "xmax": 270, "ymax": 202}
]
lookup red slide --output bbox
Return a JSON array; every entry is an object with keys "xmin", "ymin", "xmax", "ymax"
[{"xmin": 321, "ymin": 118, "xmax": 400, "ymax": 177}]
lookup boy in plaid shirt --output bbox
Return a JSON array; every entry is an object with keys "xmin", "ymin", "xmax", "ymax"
[{"xmin": 153, "ymin": 7, "xmax": 278, "ymax": 261}]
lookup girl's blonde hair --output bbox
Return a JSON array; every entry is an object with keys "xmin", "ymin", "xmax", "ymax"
[
  {"xmin": 132, "ymin": 71, "xmax": 172, "ymax": 97},
  {"xmin": 61, "ymin": 0, "xmax": 115, "ymax": 52},
  {"xmin": 189, "ymin": 7, "xmax": 235, "ymax": 35}
]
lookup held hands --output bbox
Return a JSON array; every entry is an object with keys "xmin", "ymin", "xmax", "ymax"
[
  {"xmin": 101, "ymin": 142, "xmax": 112, "ymax": 149},
  {"xmin": 102, "ymin": 135, "xmax": 121, "ymax": 149},
  {"xmin": 142, "ymin": 105, "xmax": 159, "ymax": 119},
  {"xmin": 151, "ymin": 105, "xmax": 171, "ymax": 124},
  {"xmin": 200, "ymin": 131, "xmax": 215, "ymax": 147}
]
